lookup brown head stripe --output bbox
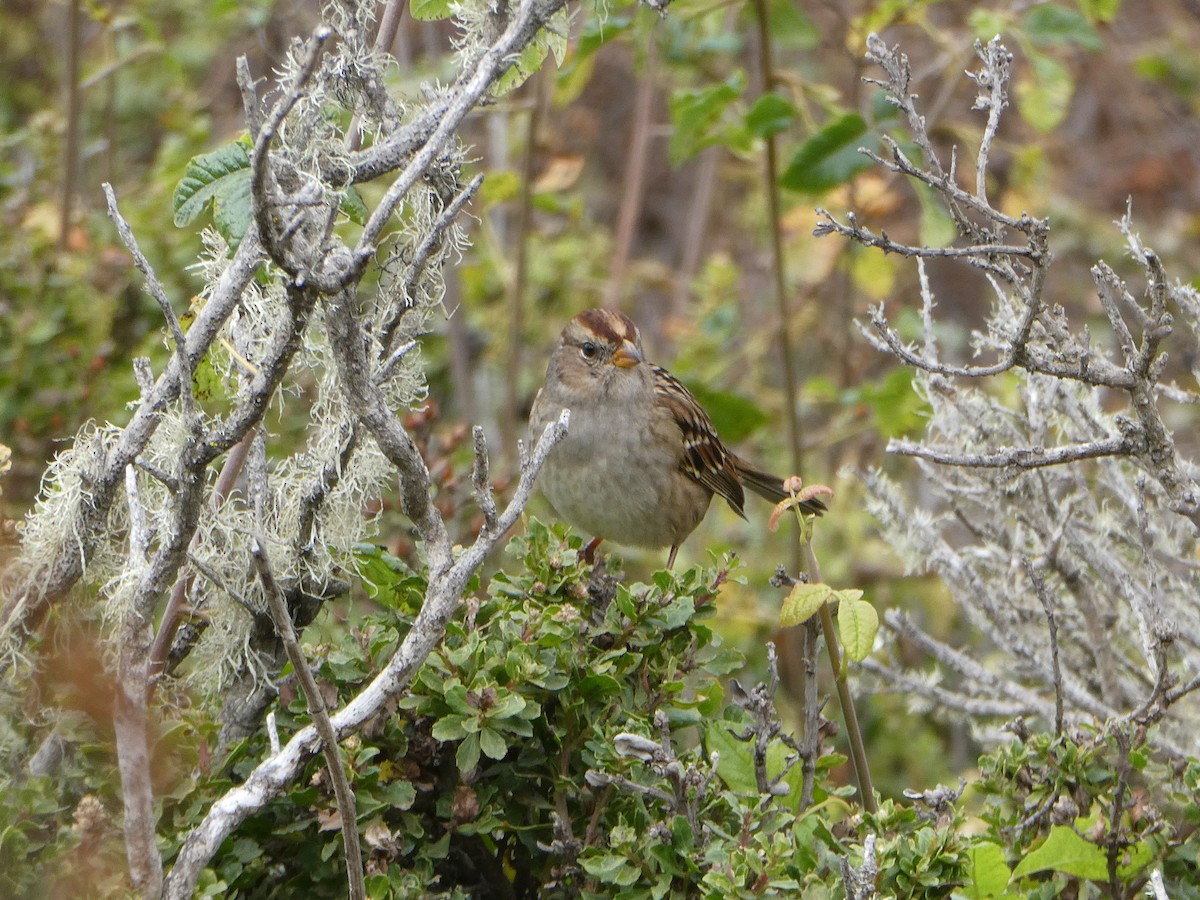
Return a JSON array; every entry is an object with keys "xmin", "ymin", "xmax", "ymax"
[{"xmin": 575, "ymin": 308, "xmax": 639, "ymax": 345}]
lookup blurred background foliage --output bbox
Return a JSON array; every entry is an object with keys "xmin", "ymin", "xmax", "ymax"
[{"xmin": 2, "ymin": 0, "xmax": 1197, "ymax": 829}]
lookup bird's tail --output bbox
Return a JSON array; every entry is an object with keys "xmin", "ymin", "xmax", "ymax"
[{"xmin": 733, "ymin": 458, "xmax": 828, "ymax": 517}]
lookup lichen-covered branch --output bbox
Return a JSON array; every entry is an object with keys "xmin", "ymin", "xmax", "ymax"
[
  {"xmin": 3, "ymin": 0, "xmax": 585, "ymax": 894},
  {"xmin": 826, "ymin": 36, "xmax": 1200, "ymax": 753}
]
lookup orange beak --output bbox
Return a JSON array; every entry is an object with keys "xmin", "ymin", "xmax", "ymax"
[{"xmin": 611, "ymin": 340, "xmax": 643, "ymax": 369}]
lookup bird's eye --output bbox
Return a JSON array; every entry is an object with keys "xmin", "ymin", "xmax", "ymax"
[{"xmin": 580, "ymin": 341, "xmax": 598, "ymax": 360}]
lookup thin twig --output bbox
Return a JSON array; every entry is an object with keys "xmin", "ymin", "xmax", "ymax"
[
  {"xmin": 382, "ymin": 171, "xmax": 484, "ymax": 354},
  {"xmin": 803, "ymin": 540, "xmax": 876, "ymax": 813},
  {"xmin": 103, "ymin": 183, "xmax": 198, "ymax": 425},
  {"xmin": 472, "ymin": 426, "xmax": 500, "ymax": 534},
  {"xmin": 251, "ymin": 538, "xmax": 365, "ymax": 900},
  {"xmin": 814, "ymin": 211, "xmax": 1038, "ymax": 260},
  {"xmin": 236, "ymin": 56, "xmax": 264, "ymax": 139},
  {"xmin": 59, "ymin": 0, "xmax": 82, "ymax": 252},
  {"xmin": 343, "ymin": 0, "xmax": 409, "ymax": 153},
  {"xmin": 114, "ymin": 466, "xmax": 165, "ymax": 897},
  {"xmin": 969, "ymin": 37, "xmax": 1011, "ymax": 205},
  {"xmin": 798, "ymin": 617, "xmax": 823, "ymax": 810},
  {"xmin": 1023, "ymin": 556, "xmax": 1064, "ymax": 736}
]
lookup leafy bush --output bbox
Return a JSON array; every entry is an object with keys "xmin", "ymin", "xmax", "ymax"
[{"xmin": 148, "ymin": 523, "xmax": 1199, "ymax": 897}]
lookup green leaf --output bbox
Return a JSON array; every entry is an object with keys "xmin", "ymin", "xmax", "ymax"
[
  {"xmin": 493, "ymin": 10, "xmax": 569, "ymax": 96},
  {"xmin": 780, "ymin": 583, "xmax": 834, "ymax": 627},
  {"xmin": 578, "ymin": 673, "xmax": 622, "ymax": 700},
  {"xmin": 1022, "ymin": 5, "xmax": 1102, "ymax": 51},
  {"xmin": 780, "ymin": 113, "xmax": 873, "ymax": 193},
  {"xmin": 964, "ymin": 842, "xmax": 1011, "ymax": 898},
  {"xmin": 431, "ymin": 714, "xmax": 470, "ymax": 742},
  {"xmin": 339, "ymin": 186, "xmax": 367, "ymax": 225},
  {"xmin": 663, "ymin": 705, "xmax": 701, "ymax": 726},
  {"xmin": 581, "ymin": 851, "xmax": 638, "ymax": 884},
  {"xmin": 850, "ymin": 366, "xmax": 931, "ymax": 438},
  {"xmin": 1119, "ymin": 838, "xmax": 1155, "ymax": 880},
  {"xmin": 1078, "ymin": 0, "xmax": 1120, "ymax": 22},
  {"xmin": 443, "ymin": 681, "xmax": 471, "ymax": 714},
  {"xmin": 409, "ymin": 0, "xmax": 452, "ymax": 21},
  {"xmin": 967, "ymin": 8, "xmax": 1013, "ymax": 40},
  {"xmin": 487, "ymin": 692, "xmax": 527, "ymax": 720},
  {"xmin": 654, "ymin": 594, "xmax": 696, "ymax": 631},
  {"xmin": 378, "ymin": 780, "xmax": 416, "ymax": 811},
  {"xmin": 696, "ymin": 682, "xmax": 723, "ymax": 717},
  {"xmin": 700, "ymin": 645, "xmax": 746, "ymax": 677},
  {"xmin": 668, "ymin": 73, "xmax": 746, "ymax": 165},
  {"xmin": 671, "ymin": 815, "xmax": 695, "ymax": 852},
  {"xmin": 1015, "ymin": 50, "xmax": 1074, "ymax": 133},
  {"xmin": 456, "ymin": 732, "xmax": 481, "ymax": 773},
  {"xmin": 746, "ymin": 92, "xmax": 796, "ymax": 138},
  {"xmin": 1011, "ymin": 825, "xmax": 1108, "ymax": 881},
  {"xmin": 837, "ymin": 593, "xmax": 877, "ymax": 663},
  {"xmin": 706, "ymin": 722, "xmax": 758, "ymax": 794},
  {"xmin": 173, "ymin": 134, "xmax": 254, "ymax": 247},
  {"xmin": 479, "ymin": 727, "xmax": 507, "ymax": 760}
]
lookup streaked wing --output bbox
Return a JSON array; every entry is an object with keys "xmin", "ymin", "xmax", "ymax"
[{"xmin": 652, "ymin": 364, "xmax": 747, "ymax": 517}]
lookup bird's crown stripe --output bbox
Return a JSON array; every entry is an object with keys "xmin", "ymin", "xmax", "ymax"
[{"xmin": 577, "ymin": 308, "xmax": 638, "ymax": 344}]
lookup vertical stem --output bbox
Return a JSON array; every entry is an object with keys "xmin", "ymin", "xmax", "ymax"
[
  {"xmin": 804, "ymin": 539, "xmax": 877, "ymax": 813},
  {"xmin": 253, "ymin": 541, "xmax": 365, "ymax": 900},
  {"xmin": 60, "ymin": 0, "xmax": 82, "ymax": 250},
  {"xmin": 115, "ymin": 612, "xmax": 165, "ymax": 896},
  {"xmin": 750, "ymin": 0, "xmax": 804, "ymax": 479},
  {"xmin": 344, "ymin": 0, "xmax": 409, "ymax": 153},
  {"xmin": 751, "ymin": 0, "xmax": 816, "ymax": 731},
  {"xmin": 671, "ymin": 146, "xmax": 718, "ymax": 316},
  {"xmin": 445, "ymin": 275, "xmax": 475, "ymax": 421},
  {"xmin": 502, "ymin": 75, "xmax": 544, "ymax": 467},
  {"xmin": 671, "ymin": 2, "xmax": 738, "ymax": 318},
  {"xmin": 603, "ymin": 39, "xmax": 658, "ymax": 310},
  {"xmin": 797, "ymin": 616, "xmax": 821, "ymax": 809},
  {"xmin": 104, "ymin": 25, "xmax": 117, "ymax": 189}
]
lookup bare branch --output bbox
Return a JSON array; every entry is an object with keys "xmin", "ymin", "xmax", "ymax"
[
  {"xmin": 472, "ymin": 426, "xmax": 500, "ymax": 535},
  {"xmin": 888, "ymin": 434, "xmax": 1138, "ymax": 469},
  {"xmin": 968, "ymin": 37, "xmax": 1012, "ymax": 204},
  {"xmin": 858, "ymin": 305, "xmax": 1017, "ymax": 379},
  {"xmin": 103, "ymin": 183, "xmax": 197, "ymax": 425},
  {"xmin": 353, "ymin": 0, "xmax": 564, "ymax": 272},
  {"xmin": 236, "ymin": 55, "xmax": 264, "ymax": 140},
  {"xmin": 327, "ymin": 295, "xmax": 452, "ymax": 571},
  {"xmin": 814, "ymin": 209, "xmax": 1037, "ymax": 260},
  {"xmin": 1023, "ymin": 556, "xmax": 1064, "ymax": 736}
]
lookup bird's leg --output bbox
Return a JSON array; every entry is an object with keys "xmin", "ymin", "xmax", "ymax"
[
  {"xmin": 581, "ymin": 536, "xmax": 604, "ymax": 564},
  {"xmin": 666, "ymin": 545, "xmax": 678, "ymax": 570}
]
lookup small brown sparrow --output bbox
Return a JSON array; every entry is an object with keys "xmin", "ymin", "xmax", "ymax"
[{"xmin": 529, "ymin": 309, "xmax": 825, "ymax": 568}]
